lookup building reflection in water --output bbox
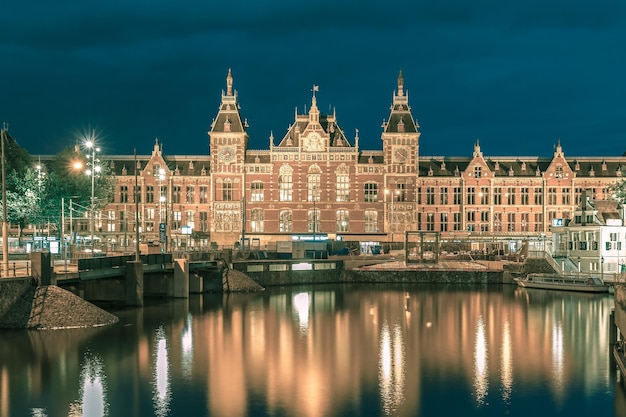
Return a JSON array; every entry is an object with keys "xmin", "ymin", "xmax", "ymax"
[
  {"xmin": 1, "ymin": 285, "xmax": 621, "ymax": 416},
  {"xmin": 473, "ymin": 315, "xmax": 489, "ymax": 405},
  {"xmin": 181, "ymin": 313, "xmax": 194, "ymax": 380},
  {"xmin": 379, "ymin": 321, "xmax": 406, "ymax": 415},
  {"xmin": 500, "ymin": 319, "xmax": 513, "ymax": 404},
  {"xmin": 293, "ymin": 292, "xmax": 311, "ymax": 334},
  {"xmin": 152, "ymin": 325, "xmax": 171, "ymax": 417},
  {"xmin": 78, "ymin": 351, "xmax": 108, "ymax": 417}
]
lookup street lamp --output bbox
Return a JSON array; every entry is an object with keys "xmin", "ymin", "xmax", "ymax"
[
  {"xmin": 601, "ymin": 256, "xmax": 604, "ymax": 282},
  {"xmin": 84, "ymin": 138, "xmax": 101, "ymax": 255}
]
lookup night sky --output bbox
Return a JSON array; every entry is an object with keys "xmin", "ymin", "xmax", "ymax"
[{"xmin": 1, "ymin": 1, "xmax": 625, "ymax": 158}]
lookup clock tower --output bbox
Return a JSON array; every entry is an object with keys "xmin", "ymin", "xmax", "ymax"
[{"xmin": 208, "ymin": 69, "xmax": 249, "ymax": 243}]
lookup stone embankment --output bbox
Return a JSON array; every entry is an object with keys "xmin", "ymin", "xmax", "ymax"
[
  {"xmin": 222, "ymin": 268, "xmax": 265, "ymax": 292},
  {"xmin": 0, "ymin": 285, "xmax": 118, "ymax": 330}
]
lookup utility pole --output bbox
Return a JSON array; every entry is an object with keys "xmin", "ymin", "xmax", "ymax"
[{"xmin": 1, "ymin": 124, "xmax": 8, "ymax": 277}]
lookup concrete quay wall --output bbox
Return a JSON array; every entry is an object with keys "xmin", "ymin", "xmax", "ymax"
[{"xmin": 235, "ymin": 260, "xmax": 504, "ymax": 287}]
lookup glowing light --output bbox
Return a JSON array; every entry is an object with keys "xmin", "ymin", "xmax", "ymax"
[
  {"xmin": 473, "ymin": 315, "xmax": 488, "ymax": 405},
  {"xmin": 293, "ymin": 292, "xmax": 310, "ymax": 332},
  {"xmin": 153, "ymin": 326, "xmax": 171, "ymax": 417},
  {"xmin": 181, "ymin": 314, "xmax": 194, "ymax": 379},
  {"xmin": 379, "ymin": 322, "xmax": 405, "ymax": 415},
  {"xmin": 78, "ymin": 351, "xmax": 108, "ymax": 417},
  {"xmin": 500, "ymin": 319, "xmax": 513, "ymax": 403}
]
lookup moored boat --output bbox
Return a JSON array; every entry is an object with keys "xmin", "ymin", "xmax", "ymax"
[{"xmin": 516, "ymin": 273, "xmax": 609, "ymax": 293}]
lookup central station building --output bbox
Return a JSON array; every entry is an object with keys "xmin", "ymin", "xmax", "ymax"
[{"xmin": 88, "ymin": 70, "xmax": 624, "ymax": 254}]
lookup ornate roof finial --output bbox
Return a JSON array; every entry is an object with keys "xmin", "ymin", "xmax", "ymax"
[
  {"xmin": 226, "ymin": 68, "xmax": 233, "ymax": 96},
  {"xmin": 397, "ymin": 69, "xmax": 404, "ymax": 97}
]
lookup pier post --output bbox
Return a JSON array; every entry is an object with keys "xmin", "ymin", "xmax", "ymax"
[
  {"xmin": 174, "ymin": 259, "xmax": 189, "ymax": 298},
  {"xmin": 30, "ymin": 251, "xmax": 55, "ymax": 286},
  {"xmin": 125, "ymin": 260, "xmax": 143, "ymax": 306}
]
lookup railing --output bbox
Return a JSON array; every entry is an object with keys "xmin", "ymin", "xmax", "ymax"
[{"xmin": 0, "ymin": 261, "xmax": 31, "ymax": 278}]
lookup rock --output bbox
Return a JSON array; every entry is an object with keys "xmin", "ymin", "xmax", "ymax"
[
  {"xmin": 222, "ymin": 269, "xmax": 265, "ymax": 292},
  {"xmin": 0, "ymin": 285, "xmax": 118, "ymax": 330}
]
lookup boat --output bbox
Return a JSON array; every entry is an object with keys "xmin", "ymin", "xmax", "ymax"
[{"xmin": 516, "ymin": 273, "xmax": 609, "ymax": 293}]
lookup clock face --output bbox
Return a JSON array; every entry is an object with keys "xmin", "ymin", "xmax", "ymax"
[
  {"xmin": 394, "ymin": 147, "xmax": 408, "ymax": 163},
  {"xmin": 305, "ymin": 134, "xmax": 322, "ymax": 151},
  {"xmin": 218, "ymin": 146, "xmax": 235, "ymax": 163}
]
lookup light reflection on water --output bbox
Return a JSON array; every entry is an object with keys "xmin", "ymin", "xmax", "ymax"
[{"xmin": 1, "ymin": 284, "xmax": 622, "ymax": 417}]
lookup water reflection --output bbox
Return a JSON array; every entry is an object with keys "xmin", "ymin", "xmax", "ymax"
[
  {"xmin": 181, "ymin": 313, "xmax": 194, "ymax": 380},
  {"xmin": 500, "ymin": 319, "xmax": 513, "ymax": 404},
  {"xmin": 78, "ymin": 351, "xmax": 108, "ymax": 417},
  {"xmin": 152, "ymin": 325, "xmax": 171, "ymax": 417},
  {"xmin": 293, "ymin": 292, "xmax": 310, "ymax": 334},
  {"xmin": 473, "ymin": 315, "xmax": 489, "ymax": 405},
  {"xmin": 0, "ymin": 284, "xmax": 620, "ymax": 417},
  {"xmin": 379, "ymin": 321, "xmax": 405, "ymax": 415}
]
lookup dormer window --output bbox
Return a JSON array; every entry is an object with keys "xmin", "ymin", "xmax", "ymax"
[
  {"xmin": 224, "ymin": 117, "xmax": 231, "ymax": 132},
  {"xmin": 602, "ymin": 160, "xmax": 607, "ymax": 171},
  {"xmin": 509, "ymin": 166, "xmax": 514, "ymax": 176},
  {"xmin": 397, "ymin": 118, "xmax": 405, "ymax": 132},
  {"xmin": 189, "ymin": 161, "xmax": 194, "ymax": 170},
  {"xmin": 555, "ymin": 165, "xmax": 563, "ymax": 178},
  {"xmin": 428, "ymin": 167, "xmax": 434, "ymax": 176}
]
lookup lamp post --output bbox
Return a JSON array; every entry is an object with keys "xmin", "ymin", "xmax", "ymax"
[
  {"xmin": 84, "ymin": 138, "xmax": 101, "ymax": 255},
  {"xmin": 601, "ymin": 256, "xmax": 604, "ymax": 282}
]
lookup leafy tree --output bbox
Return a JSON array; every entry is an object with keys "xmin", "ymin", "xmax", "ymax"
[
  {"xmin": 610, "ymin": 179, "xmax": 626, "ymax": 203},
  {"xmin": 39, "ymin": 146, "xmax": 115, "ymax": 232}
]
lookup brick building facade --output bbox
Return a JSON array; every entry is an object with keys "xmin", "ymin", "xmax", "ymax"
[{"xmin": 74, "ymin": 70, "xmax": 625, "ymax": 251}]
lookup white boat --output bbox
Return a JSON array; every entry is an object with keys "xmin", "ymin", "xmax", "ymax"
[{"xmin": 516, "ymin": 273, "xmax": 609, "ymax": 293}]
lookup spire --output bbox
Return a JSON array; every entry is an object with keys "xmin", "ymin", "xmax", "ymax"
[
  {"xmin": 397, "ymin": 69, "xmax": 404, "ymax": 97},
  {"xmin": 226, "ymin": 68, "xmax": 233, "ymax": 96},
  {"xmin": 473, "ymin": 138, "xmax": 482, "ymax": 158}
]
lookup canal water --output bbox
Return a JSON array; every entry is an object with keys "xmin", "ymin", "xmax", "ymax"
[{"xmin": 0, "ymin": 283, "xmax": 623, "ymax": 417}]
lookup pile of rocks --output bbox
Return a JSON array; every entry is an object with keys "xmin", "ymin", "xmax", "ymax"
[{"xmin": 0, "ymin": 285, "xmax": 118, "ymax": 330}]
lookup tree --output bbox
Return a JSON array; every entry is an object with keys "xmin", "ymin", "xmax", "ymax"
[
  {"xmin": 610, "ymin": 179, "xmax": 626, "ymax": 203},
  {"xmin": 39, "ymin": 146, "xmax": 115, "ymax": 234}
]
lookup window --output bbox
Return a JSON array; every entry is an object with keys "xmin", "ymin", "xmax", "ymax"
[
  {"xmin": 397, "ymin": 182, "xmax": 407, "ymax": 202},
  {"xmin": 548, "ymin": 187, "xmax": 557, "ymax": 205},
  {"xmin": 146, "ymin": 186, "xmax": 155, "ymax": 203},
  {"xmin": 199, "ymin": 211, "xmax": 208, "ymax": 232},
  {"xmin": 222, "ymin": 181, "xmax": 233, "ymax": 201},
  {"xmin": 308, "ymin": 209, "xmax": 321, "ymax": 233},
  {"xmin": 145, "ymin": 208, "xmax": 155, "ymax": 220},
  {"xmin": 453, "ymin": 187, "xmax": 462, "ymax": 205},
  {"xmin": 186, "ymin": 186, "xmax": 194, "ymax": 204},
  {"xmin": 120, "ymin": 186, "xmax": 128, "ymax": 203},
  {"xmin": 279, "ymin": 166, "xmax": 293, "ymax": 202},
  {"xmin": 521, "ymin": 213, "xmax": 529, "ymax": 232},
  {"xmin": 494, "ymin": 213, "xmax": 502, "ymax": 232},
  {"xmin": 336, "ymin": 168, "xmax": 350, "ymax": 202},
  {"xmin": 474, "ymin": 166, "xmax": 482, "ymax": 178},
  {"xmin": 466, "ymin": 187, "xmax": 475, "ymax": 205},
  {"xmin": 251, "ymin": 182, "xmax": 264, "ymax": 202},
  {"xmin": 507, "ymin": 187, "xmax": 515, "ymax": 205},
  {"xmin": 172, "ymin": 211, "xmax": 181, "ymax": 230},
  {"xmin": 279, "ymin": 210, "xmax": 292, "ymax": 232},
  {"xmin": 426, "ymin": 187, "xmax": 435, "ymax": 205},
  {"xmin": 173, "ymin": 185, "xmax": 182, "ymax": 203},
  {"xmin": 561, "ymin": 188, "xmax": 570, "ymax": 205},
  {"xmin": 520, "ymin": 188, "xmax": 529, "ymax": 205},
  {"xmin": 494, "ymin": 187, "xmax": 502, "ymax": 205},
  {"xmin": 364, "ymin": 210, "xmax": 377, "ymax": 232},
  {"xmin": 336, "ymin": 210, "xmax": 349, "ymax": 232},
  {"xmin": 507, "ymin": 213, "xmax": 516, "ymax": 232},
  {"xmin": 308, "ymin": 174, "xmax": 321, "ymax": 201},
  {"xmin": 453, "ymin": 212, "xmax": 461, "ymax": 231},
  {"xmin": 364, "ymin": 183, "xmax": 378, "ymax": 202},
  {"xmin": 186, "ymin": 210, "xmax": 194, "ymax": 229},
  {"xmin": 439, "ymin": 187, "xmax": 448, "ymax": 205},
  {"xmin": 555, "ymin": 165, "xmax": 563, "ymax": 178},
  {"xmin": 251, "ymin": 209, "xmax": 264, "ymax": 232},
  {"xmin": 534, "ymin": 187, "xmax": 543, "ymax": 205},
  {"xmin": 534, "ymin": 213, "xmax": 543, "ymax": 232},
  {"xmin": 199, "ymin": 186, "xmax": 208, "ymax": 204},
  {"xmin": 439, "ymin": 212, "xmax": 448, "ymax": 232},
  {"xmin": 480, "ymin": 187, "xmax": 489, "ymax": 205},
  {"xmin": 426, "ymin": 212, "xmax": 435, "ymax": 231}
]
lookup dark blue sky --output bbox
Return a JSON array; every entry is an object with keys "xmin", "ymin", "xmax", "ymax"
[{"xmin": 1, "ymin": 0, "xmax": 625, "ymax": 158}]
